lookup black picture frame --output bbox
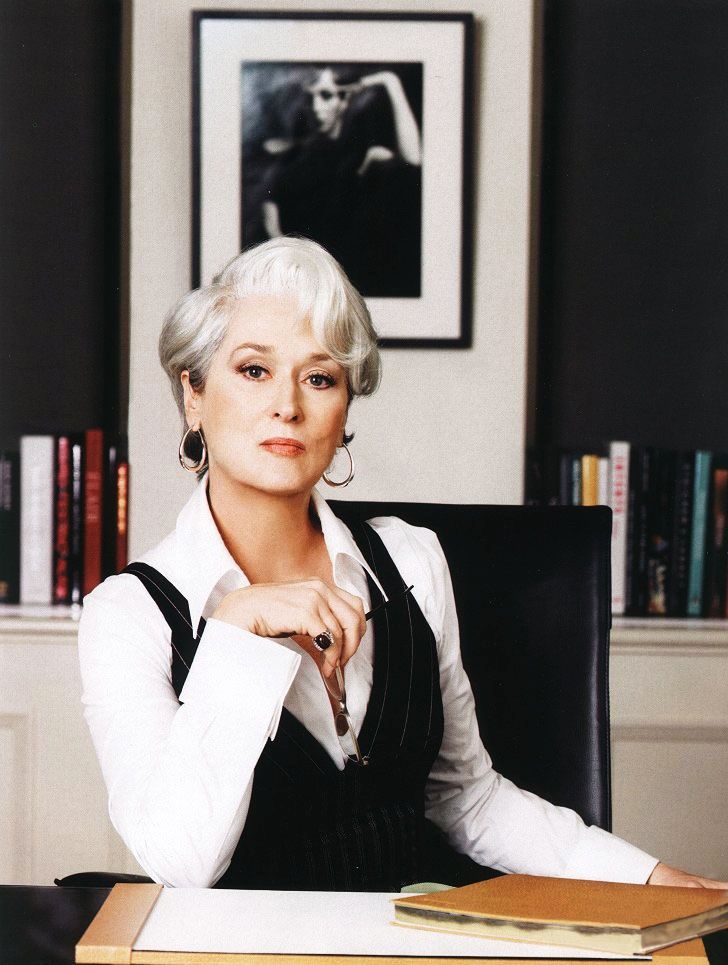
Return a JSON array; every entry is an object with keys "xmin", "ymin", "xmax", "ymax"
[{"xmin": 192, "ymin": 10, "xmax": 474, "ymax": 348}]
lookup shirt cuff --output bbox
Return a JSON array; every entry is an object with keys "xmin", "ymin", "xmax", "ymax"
[
  {"xmin": 564, "ymin": 825, "xmax": 660, "ymax": 883},
  {"xmin": 178, "ymin": 618, "xmax": 300, "ymax": 739}
]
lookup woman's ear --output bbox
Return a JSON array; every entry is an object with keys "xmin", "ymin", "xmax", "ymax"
[{"xmin": 181, "ymin": 371, "xmax": 202, "ymax": 430}]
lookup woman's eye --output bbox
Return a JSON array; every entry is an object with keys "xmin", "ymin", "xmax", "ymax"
[
  {"xmin": 307, "ymin": 372, "xmax": 336, "ymax": 388},
  {"xmin": 240, "ymin": 364, "xmax": 268, "ymax": 380}
]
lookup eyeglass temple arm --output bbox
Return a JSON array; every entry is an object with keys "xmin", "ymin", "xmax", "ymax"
[{"xmin": 364, "ymin": 584, "xmax": 413, "ymax": 622}]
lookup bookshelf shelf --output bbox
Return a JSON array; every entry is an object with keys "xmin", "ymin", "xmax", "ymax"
[
  {"xmin": 0, "ymin": 605, "xmax": 80, "ymax": 637},
  {"xmin": 2, "ymin": 611, "xmax": 727, "ymax": 645},
  {"xmin": 611, "ymin": 618, "xmax": 728, "ymax": 651}
]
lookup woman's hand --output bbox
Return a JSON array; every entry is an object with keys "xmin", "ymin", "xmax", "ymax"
[
  {"xmin": 212, "ymin": 579, "xmax": 366, "ymax": 677},
  {"xmin": 648, "ymin": 861, "xmax": 728, "ymax": 889}
]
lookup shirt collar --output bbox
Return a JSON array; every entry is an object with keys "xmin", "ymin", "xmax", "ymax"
[
  {"xmin": 311, "ymin": 488, "xmax": 386, "ymax": 602},
  {"xmin": 173, "ymin": 479, "xmax": 386, "ymax": 632},
  {"xmin": 173, "ymin": 477, "xmax": 245, "ymax": 633}
]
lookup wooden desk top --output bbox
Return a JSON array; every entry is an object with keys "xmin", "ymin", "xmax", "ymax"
[{"xmin": 2, "ymin": 884, "xmax": 727, "ymax": 965}]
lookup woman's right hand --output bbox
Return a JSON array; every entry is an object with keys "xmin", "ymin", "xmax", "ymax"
[{"xmin": 211, "ymin": 579, "xmax": 366, "ymax": 677}]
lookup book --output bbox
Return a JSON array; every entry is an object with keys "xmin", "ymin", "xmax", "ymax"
[
  {"xmin": 570, "ymin": 455, "xmax": 582, "ymax": 505},
  {"xmin": 6, "ymin": 429, "xmax": 130, "ymax": 606},
  {"xmin": 115, "ymin": 457, "xmax": 129, "ymax": 574},
  {"xmin": 102, "ymin": 438, "xmax": 119, "ymax": 578},
  {"xmin": 393, "ymin": 874, "xmax": 728, "ymax": 956},
  {"xmin": 69, "ymin": 436, "xmax": 85, "ymax": 605},
  {"xmin": 687, "ymin": 451, "xmax": 712, "ymax": 616},
  {"xmin": 646, "ymin": 449, "xmax": 675, "ymax": 616},
  {"xmin": 83, "ymin": 428, "xmax": 104, "ymax": 596},
  {"xmin": 580, "ymin": 454, "xmax": 599, "ymax": 506},
  {"xmin": 608, "ymin": 441, "xmax": 630, "ymax": 615},
  {"xmin": 53, "ymin": 435, "xmax": 73, "ymax": 604},
  {"xmin": 598, "ymin": 456, "xmax": 609, "ymax": 506},
  {"xmin": 0, "ymin": 451, "xmax": 21, "ymax": 603},
  {"xmin": 101, "ymin": 436, "xmax": 129, "ymax": 578},
  {"xmin": 704, "ymin": 457, "xmax": 728, "ymax": 618},
  {"xmin": 20, "ymin": 434, "xmax": 55, "ymax": 604},
  {"xmin": 669, "ymin": 451, "xmax": 695, "ymax": 616},
  {"xmin": 626, "ymin": 447, "xmax": 653, "ymax": 616}
]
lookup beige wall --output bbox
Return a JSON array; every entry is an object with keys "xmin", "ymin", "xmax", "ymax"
[{"xmin": 128, "ymin": 0, "xmax": 539, "ymax": 558}]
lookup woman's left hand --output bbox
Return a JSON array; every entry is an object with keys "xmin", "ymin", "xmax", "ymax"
[{"xmin": 648, "ymin": 862, "xmax": 728, "ymax": 888}]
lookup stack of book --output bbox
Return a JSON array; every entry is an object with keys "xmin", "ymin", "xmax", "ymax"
[
  {"xmin": 527, "ymin": 443, "xmax": 728, "ymax": 619},
  {"xmin": 393, "ymin": 873, "xmax": 728, "ymax": 956},
  {"xmin": 0, "ymin": 431, "xmax": 129, "ymax": 606}
]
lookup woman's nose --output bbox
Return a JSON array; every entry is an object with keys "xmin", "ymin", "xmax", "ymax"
[{"xmin": 271, "ymin": 381, "xmax": 302, "ymax": 422}]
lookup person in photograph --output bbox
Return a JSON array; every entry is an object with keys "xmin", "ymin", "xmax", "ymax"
[
  {"xmin": 79, "ymin": 236, "xmax": 727, "ymax": 892},
  {"xmin": 248, "ymin": 64, "xmax": 422, "ymax": 297}
]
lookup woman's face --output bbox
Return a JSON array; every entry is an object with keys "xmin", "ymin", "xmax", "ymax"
[
  {"xmin": 310, "ymin": 71, "xmax": 350, "ymax": 135},
  {"xmin": 182, "ymin": 294, "xmax": 349, "ymax": 499}
]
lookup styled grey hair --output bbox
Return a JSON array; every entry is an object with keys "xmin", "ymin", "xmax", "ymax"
[{"xmin": 159, "ymin": 236, "xmax": 381, "ymax": 420}]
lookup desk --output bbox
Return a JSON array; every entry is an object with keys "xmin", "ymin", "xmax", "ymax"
[{"xmin": 2, "ymin": 885, "xmax": 727, "ymax": 965}]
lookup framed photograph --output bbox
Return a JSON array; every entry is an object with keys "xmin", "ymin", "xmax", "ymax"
[{"xmin": 193, "ymin": 11, "xmax": 474, "ymax": 347}]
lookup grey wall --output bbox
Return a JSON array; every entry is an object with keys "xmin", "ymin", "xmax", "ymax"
[
  {"xmin": 537, "ymin": 0, "xmax": 728, "ymax": 454},
  {"xmin": 0, "ymin": 0, "xmax": 121, "ymax": 447}
]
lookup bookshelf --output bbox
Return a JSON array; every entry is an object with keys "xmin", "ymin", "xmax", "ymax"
[{"xmin": 533, "ymin": 1, "xmax": 728, "ymax": 621}]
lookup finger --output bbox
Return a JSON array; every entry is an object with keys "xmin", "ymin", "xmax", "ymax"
[
  {"xmin": 309, "ymin": 603, "xmax": 343, "ymax": 677},
  {"xmin": 697, "ymin": 876, "xmax": 728, "ymax": 889},
  {"xmin": 322, "ymin": 589, "xmax": 366, "ymax": 666},
  {"xmin": 304, "ymin": 580, "xmax": 366, "ymax": 661},
  {"xmin": 325, "ymin": 584, "xmax": 366, "ymax": 639}
]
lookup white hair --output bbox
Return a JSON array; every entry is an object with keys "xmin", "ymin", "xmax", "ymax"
[{"xmin": 159, "ymin": 236, "xmax": 381, "ymax": 419}]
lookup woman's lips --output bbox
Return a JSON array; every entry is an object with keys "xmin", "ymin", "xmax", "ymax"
[{"xmin": 259, "ymin": 438, "xmax": 306, "ymax": 456}]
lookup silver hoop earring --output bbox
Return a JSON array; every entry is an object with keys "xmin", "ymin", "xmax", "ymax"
[
  {"xmin": 178, "ymin": 426, "xmax": 208, "ymax": 473},
  {"xmin": 323, "ymin": 442, "xmax": 355, "ymax": 488}
]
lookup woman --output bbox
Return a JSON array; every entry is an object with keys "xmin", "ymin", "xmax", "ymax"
[
  {"xmin": 79, "ymin": 237, "xmax": 725, "ymax": 892},
  {"xmin": 259, "ymin": 66, "xmax": 422, "ymax": 297}
]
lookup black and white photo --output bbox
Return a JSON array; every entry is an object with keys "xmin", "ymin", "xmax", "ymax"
[
  {"xmin": 193, "ymin": 11, "xmax": 474, "ymax": 346},
  {"xmin": 241, "ymin": 61, "xmax": 423, "ymax": 298}
]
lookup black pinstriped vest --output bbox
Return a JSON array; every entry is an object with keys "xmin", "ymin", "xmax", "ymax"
[{"xmin": 124, "ymin": 517, "xmax": 493, "ymax": 891}]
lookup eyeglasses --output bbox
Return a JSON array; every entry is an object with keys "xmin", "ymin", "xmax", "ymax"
[
  {"xmin": 322, "ymin": 665, "xmax": 367, "ymax": 765},
  {"xmin": 319, "ymin": 584, "xmax": 414, "ymax": 767}
]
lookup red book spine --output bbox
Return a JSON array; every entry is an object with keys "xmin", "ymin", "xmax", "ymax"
[
  {"xmin": 83, "ymin": 428, "xmax": 104, "ymax": 596},
  {"xmin": 115, "ymin": 461, "xmax": 129, "ymax": 573},
  {"xmin": 707, "ymin": 467, "xmax": 728, "ymax": 618},
  {"xmin": 53, "ymin": 436, "xmax": 71, "ymax": 603}
]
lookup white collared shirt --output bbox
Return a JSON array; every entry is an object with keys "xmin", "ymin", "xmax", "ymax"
[{"xmin": 78, "ymin": 480, "xmax": 658, "ymax": 888}]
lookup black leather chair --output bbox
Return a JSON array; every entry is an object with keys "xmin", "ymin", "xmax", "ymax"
[
  {"xmin": 331, "ymin": 501, "xmax": 612, "ymax": 831},
  {"xmin": 57, "ymin": 502, "xmax": 612, "ymax": 887}
]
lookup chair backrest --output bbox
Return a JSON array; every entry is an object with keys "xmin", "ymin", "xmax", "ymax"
[{"xmin": 330, "ymin": 501, "xmax": 613, "ymax": 831}]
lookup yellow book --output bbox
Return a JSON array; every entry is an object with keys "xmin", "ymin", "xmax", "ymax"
[
  {"xmin": 581, "ymin": 454, "xmax": 600, "ymax": 505},
  {"xmin": 393, "ymin": 874, "xmax": 728, "ymax": 956}
]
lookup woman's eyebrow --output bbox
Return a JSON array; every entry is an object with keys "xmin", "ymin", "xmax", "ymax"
[
  {"xmin": 229, "ymin": 342, "xmax": 272, "ymax": 358},
  {"xmin": 229, "ymin": 344, "xmax": 336, "ymax": 365}
]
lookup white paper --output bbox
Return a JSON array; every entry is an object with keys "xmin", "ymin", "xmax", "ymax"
[{"xmin": 134, "ymin": 889, "xmax": 649, "ymax": 959}]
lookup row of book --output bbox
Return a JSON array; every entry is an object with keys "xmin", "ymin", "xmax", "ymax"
[
  {"xmin": 526, "ymin": 442, "xmax": 728, "ymax": 619},
  {"xmin": 0, "ymin": 431, "xmax": 129, "ymax": 606}
]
